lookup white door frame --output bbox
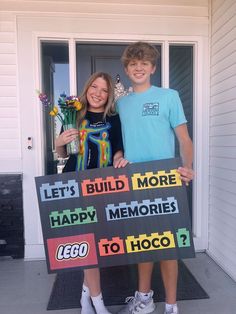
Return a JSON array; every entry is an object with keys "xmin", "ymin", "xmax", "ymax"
[{"xmin": 18, "ymin": 23, "xmax": 209, "ymax": 258}]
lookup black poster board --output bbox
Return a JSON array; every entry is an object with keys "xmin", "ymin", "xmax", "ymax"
[{"xmin": 35, "ymin": 158, "xmax": 195, "ymax": 273}]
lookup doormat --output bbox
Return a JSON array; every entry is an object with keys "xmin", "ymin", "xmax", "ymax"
[{"xmin": 47, "ymin": 261, "xmax": 209, "ymax": 310}]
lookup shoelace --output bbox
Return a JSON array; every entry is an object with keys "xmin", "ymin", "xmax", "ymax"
[
  {"xmin": 124, "ymin": 296, "xmax": 146, "ymax": 313},
  {"xmin": 125, "ymin": 296, "xmax": 136, "ymax": 303},
  {"xmin": 133, "ymin": 302, "xmax": 147, "ymax": 313}
]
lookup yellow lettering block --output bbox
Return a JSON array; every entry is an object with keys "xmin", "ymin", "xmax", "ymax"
[
  {"xmin": 132, "ymin": 169, "xmax": 182, "ymax": 190},
  {"xmin": 125, "ymin": 231, "xmax": 175, "ymax": 253}
]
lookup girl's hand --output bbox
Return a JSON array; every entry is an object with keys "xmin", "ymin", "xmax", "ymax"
[
  {"xmin": 177, "ymin": 167, "xmax": 194, "ymax": 186},
  {"xmin": 113, "ymin": 157, "xmax": 129, "ymax": 168},
  {"xmin": 55, "ymin": 128, "xmax": 79, "ymax": 147}
]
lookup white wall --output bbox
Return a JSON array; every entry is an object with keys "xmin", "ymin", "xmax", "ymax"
[
  {"xmin": 209, "ymin": 0, "xmax": 236, "ymax": 281},
  {"xmin": 0, "ymin": 13, "xmax": 21, "ymax": 172}
]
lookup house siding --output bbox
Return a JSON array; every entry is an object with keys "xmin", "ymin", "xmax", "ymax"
[
  {"xmin": 0, "ymin": 0, "xmax": 209, "ymax": 15},
  {"xmin": 209, "ymin": 0, "xmax": 236, "ymax": 281}
]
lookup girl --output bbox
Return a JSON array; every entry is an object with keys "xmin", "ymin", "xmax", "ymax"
[{"xmin": 55, "ymin": 72, "xmax": 127, "ymax": 314}]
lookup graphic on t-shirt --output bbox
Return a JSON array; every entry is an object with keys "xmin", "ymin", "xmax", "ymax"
[
  {"xmin": 90, "ymin": 131, "xmax": 111, "ymax": 168},
  {"xmin": 142, "ymin": 103, "xmax": 159, "ymax": 116},
  {"xmin": 77, "ymin": 119, "xmax": 111, "ymax": 170}
]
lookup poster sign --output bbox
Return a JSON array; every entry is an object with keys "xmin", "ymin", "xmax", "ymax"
[{"xmin": 35, "ymin": 158, "xmax": 195, "ymax": 273}]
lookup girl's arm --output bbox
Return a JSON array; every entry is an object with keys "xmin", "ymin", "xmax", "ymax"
[
  {"xmin": 55, "ymin": 128, "xmax": 79, "ymax": 158},
  {"xmin": 113, "ymin": 150, "xmax": 129, "ymax": 168}
]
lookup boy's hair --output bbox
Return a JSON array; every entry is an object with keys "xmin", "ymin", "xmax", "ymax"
[
  {"xmin": 77, "ymin": 72, "xmax": 115, "ymax": 126},
  {"xmin": 121, "ymin": 41, "xmax": 160, "ymax": 68}
]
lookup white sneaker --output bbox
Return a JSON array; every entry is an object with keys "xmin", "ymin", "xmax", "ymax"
[
  {"xmin": 81, "ymin": 305, "xmax": 96, "ymax": 314},
  {"xmin": 164, "ymin": 304, "xmax": 178, "ymax": 314},
  {"xmin": 117, "ymin": 291, "xmax": 156, "ymax": 314},
  {"xmin": 96, "ymin": 310, "xmax": 112, "ymax": 314},
  {"xmin": 80, "ymin": 297, "xmax": 96, "ymax": 314}
]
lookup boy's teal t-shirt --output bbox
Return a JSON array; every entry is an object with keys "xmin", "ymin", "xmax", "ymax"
[{"xmin": 116, "ymin": 86, "xmax": 187, "ymax": 163}]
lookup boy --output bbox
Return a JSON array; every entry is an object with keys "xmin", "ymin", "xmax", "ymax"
[{"xmin": 115, "ymin": 42, "xmax": 194, "ymax": 314}]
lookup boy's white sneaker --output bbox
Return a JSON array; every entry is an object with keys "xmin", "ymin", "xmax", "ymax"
[
  {"xmin": 117, "ymin": 290, "xmax": 156, "ymax": 314},
  {"xmin": 164, "ymin": 304, "xmax": 178, "ymax": 314}
]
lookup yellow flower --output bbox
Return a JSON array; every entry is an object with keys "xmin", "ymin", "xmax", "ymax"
[
  {"xmin": 49, "ymin": 106, "xmax": 58, "ymax": 116},
  {"xmin": 74, "ymin": 101, "xmax": 83, "ymax": 111},
  {"xmin": 66, "ymin": 100, "xmax": 74, "ymax": 106}
]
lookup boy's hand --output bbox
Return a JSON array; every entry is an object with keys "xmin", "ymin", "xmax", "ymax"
[
  {"xmin": 177, "ymin": 167, "xmax": 194, "ymax": 186},
  {"xmin": 113, "ymin": 157, "xmax": 129, "ymax": 168}
]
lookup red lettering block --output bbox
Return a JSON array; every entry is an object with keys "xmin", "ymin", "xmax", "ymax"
[
  {"xmin": 47, "ymin": 234, "xmax": 98, "ymax": 271},
  {"xmin": 81, "ymin": 175, "xmax": 129, "ymax": 196},
  {"xmin": 98, "ymin": 237, "xmax": 125, "ymax": 256}
]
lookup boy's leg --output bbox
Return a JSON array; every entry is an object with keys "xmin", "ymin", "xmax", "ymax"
[
  {"xmin": 117, "ymin": 262, "xmax": 155, "ymax": 314},
  {"xmin": 160, "ymin": 260, "xmax": 178, "ymax": 303},
  {"xmin": 138, "ymin": 262, "xmax": 154, "ymax": 292},
  {"xmin": 160, "ymin": 260, "xmax": 179, "ymax": 314}
]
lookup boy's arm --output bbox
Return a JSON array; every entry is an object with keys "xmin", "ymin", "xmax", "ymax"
[{"xmin": 174, "ymin": 124, "xmax": 194, "ymax": 184}]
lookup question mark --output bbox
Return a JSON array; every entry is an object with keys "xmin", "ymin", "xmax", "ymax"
[{"xmin": 180, "ymin": 234, "xmax": 187, "ymax": 246}]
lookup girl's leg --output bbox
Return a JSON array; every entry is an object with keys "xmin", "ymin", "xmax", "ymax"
[
  {"xmin": 84, "ymin": 268, "xmax": 101, "ymax": 296},
  {"xmin": 81, "ymin": 268, "xmax": 111, "ymax": 314},
  {"xmin": 80, "ymin": 283, "xmax": 95, "ymax": 314}
]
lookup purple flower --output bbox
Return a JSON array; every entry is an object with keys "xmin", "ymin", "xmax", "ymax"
[{"xmin": 38, "ymin": 93, "xmax": 51, "ymax": 107}]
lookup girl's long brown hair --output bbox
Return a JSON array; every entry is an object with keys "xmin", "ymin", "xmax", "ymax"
[{"xmin": 76, "ymin": 72, "xmax": 115, "ymax": 127}]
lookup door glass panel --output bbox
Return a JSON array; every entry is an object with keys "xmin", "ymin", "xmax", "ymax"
[
  {"xmin": 169, "ymin": 45, "xmax": 193, "ymax": 220},
  {"xmin": 76, "ymin": 43, "xmax": 161, "ymax": 94},
  {"xmin": 41, "ymin": 42, "xmax": 69, "ymax": 174},
  {"xmin": 169, "ymin": 46, "xmax": 193, "ymax": 141}
]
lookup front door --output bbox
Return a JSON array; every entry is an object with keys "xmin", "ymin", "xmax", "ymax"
[{"xmin": 76, "ymin": 44, "xmax": 161, "ymax": 94}]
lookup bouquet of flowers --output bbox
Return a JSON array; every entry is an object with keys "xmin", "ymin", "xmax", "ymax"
[{"xmin": 38, "ymin": 92, "xmax": 83, "ymax": 154}]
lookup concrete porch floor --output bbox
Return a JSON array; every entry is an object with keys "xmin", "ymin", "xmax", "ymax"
[{"xmin": 0, "ymin": 253, "xmax": 236, "ymax": 314}]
